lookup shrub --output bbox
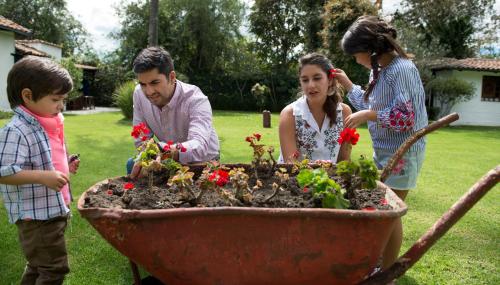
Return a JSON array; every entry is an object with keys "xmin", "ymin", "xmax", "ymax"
[
  {"xmin": 89, "ymin": 64, "xmax": 134, "ymax": 107},
  {"xmin": 0, "ymin": 110, "xmax": 12, "ymax": 119},
  {"xmin": 60, "ymin": 57, "xmax": 83, "ymax": 101},
  {"xmin": 113, "ymin": 81, "xmax": 136, "ymax": 120},
  {"xmin": 425, "ymin": 76, "xmax": 474, "ymax": 118}
]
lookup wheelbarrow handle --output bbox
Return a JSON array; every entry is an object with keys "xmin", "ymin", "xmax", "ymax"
[
  {"xmin": 380, "ymin": 113, "xmax": 459, "ymax": 182},
  {"xmin": 360, "ymin": 165, "xmax": 500, "ymax": 285}
]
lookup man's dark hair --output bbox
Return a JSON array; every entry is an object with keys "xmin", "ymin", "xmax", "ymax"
[
  {"xmin": 7, "ymin": 56, "xmax": 73, "ymax": 108},
  {"xmin": 133, "ymin": 46, "xmax": 175, "ymax": 77}
]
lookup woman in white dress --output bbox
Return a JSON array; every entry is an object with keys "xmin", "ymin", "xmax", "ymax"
[{"xmin": 279, "ymin": 53, "xmax": 352, "ymax": 163}]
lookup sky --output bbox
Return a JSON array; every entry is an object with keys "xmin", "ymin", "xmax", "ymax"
[{"xmin": 66, "ymin": 0, "xmax": 499, "ymax": 55}]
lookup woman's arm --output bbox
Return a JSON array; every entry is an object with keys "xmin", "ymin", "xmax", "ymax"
[
  {"xmin": 337, "ymin": 103, "xmax": 353, "ymax": 162},
  {"xmin": 278, "ymin": 105, "xmax": 298, "ymax": 163}
]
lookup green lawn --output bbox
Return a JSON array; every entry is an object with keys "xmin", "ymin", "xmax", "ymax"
[{"xmin": 0, "ymin": 111, "xmax": 498, "ymax": 284}]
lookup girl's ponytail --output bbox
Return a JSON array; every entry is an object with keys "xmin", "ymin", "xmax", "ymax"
[{"xmin": 341, "ymin": 15, "xmax": 409, "ymax": 101}]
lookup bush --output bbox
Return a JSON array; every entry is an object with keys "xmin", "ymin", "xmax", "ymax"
[
  {"xmin": 425, "ymin": 77, "xmax": 474, "ymax": 118},
  {"xmin": 113, "ymin": 81, "xmax": 136, "ymax": 120},
  {"xmin": 0, "ymin": 110, "xmax": 12, "ymax": 119},
  {"xmin": 89, "ymin": 64, "xmax": 134, "ymax": 107},
  {"xmin": 60, "ymin": 57, "xmax": 83, "ymax": 101}
]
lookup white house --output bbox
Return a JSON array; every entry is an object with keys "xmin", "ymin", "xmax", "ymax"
[
  {"xmin": 0, "ymin": 16, "xmax": 31, "ymax": 111},
  {"xmin": 429, "ymin": 58, "xmax": 500, "ymax": 126},
  {"xmin": 16, "ymin": 39, "xmax": 62, "ymax": 61}
]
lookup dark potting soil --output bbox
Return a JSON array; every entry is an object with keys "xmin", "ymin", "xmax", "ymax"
[{"xmin": 82, "ymin": 164, "xmax": 392, "ymax": 211}]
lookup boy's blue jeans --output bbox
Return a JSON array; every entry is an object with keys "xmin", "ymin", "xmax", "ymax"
[{"xmin": 126, "ymin": 158, "xmax": 134, "ymax": 175}]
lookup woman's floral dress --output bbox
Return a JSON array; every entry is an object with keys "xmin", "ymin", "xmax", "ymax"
[{"xmin": 279, "ymin": 96, "xmax": 343, "ymax": 162}]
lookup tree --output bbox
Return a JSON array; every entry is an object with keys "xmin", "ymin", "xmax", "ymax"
[
  {"xmin": 303, "ymin": 0, "xmax": 327, "ymax": 52},
  {"xmin": 425, "ymin": 76, "xmax": 474, "ymax": 118},
  {"xmin": 0, "ymin": 0, "xmax": 89, "ymax": 56},
  {"xmin": 321, "ymin": 0, "xmax": 378, "ymax": 86},
  {"xmin": 114, "ymin": 0, "xmax": 245, "ymax": 75},
  {"xmin": 148, "ymin": 0, "xmax": 159, "ymax": 46},
  {"xmin": 249, "ymin": 0, "xmax": 306, "ymax": 69},
  {"xmin": 394, "ymin": 0, "xmax": 496, "ymax": 59}
]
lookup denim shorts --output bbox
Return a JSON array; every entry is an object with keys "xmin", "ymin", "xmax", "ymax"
[{"xmin": 373, "ymin": 148, "xmax": 425, "ymax": 190}]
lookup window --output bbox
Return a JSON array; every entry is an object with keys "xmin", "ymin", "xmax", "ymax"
[{"xmin": 482, "ymin": 76, "xmax": 500, "ymax": 102}]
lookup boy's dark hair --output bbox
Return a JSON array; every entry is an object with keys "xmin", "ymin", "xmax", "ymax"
[
  {"xmin": 7, "ymin": 56, "xmax": 73, "ymax": 108},
  {"xmin": 341, "ymin": 15, "xmax": 408, "ymax": 101},
  {"xmin": 133, "ymin": 47, "xmax": 175, "ymax": 77},
  {"xmin": 298, "ymin": 53, "xmax": 343, "ymax": 127}
]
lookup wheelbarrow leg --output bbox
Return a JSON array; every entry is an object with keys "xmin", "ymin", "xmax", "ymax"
[
  {"xmin": 130, "ymin": 260, "xmax": 142, "ymax": 285},
  {"xmin": 360, "ymin": 166, "xmax": 499, "ymax": 284}
]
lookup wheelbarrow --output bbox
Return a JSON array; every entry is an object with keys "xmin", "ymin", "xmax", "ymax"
[{"xmin": 77, "ymin": 113, "xmax": 499, "ymax": 284}]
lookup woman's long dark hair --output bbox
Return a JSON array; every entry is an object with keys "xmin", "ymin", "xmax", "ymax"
[
  {"xmin": 298, "ymin": 53, "xmax": 342, "ymax": 127},
  {"xmin": 341, "ymin": 15, "xmax": 408, "ymax": 101}
]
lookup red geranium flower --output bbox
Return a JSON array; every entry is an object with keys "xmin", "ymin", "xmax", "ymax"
[
  {"xmin": 253, "ymin": 133, "xmax": 262, "ymax": 141},
  {"xmin": 131, "ymin": 122, "xmax": 150, "ymax": 139},
  {"xmin": 124, "ymin": 182, "xmax": 135, "ymax": 190},
  {"xmin": 208, "ymin": 169, "xmax": 229, "ymax": 187},
  {"xmin": 328, "ymin": 68, "xmax": 337, "ymax": 79},
  {"xmin": 338, "ymin": 128, "xmax": 360, "ymax": 145},
  {"xmin": 245, "ymin": 136, "xmax": 252, "ymax": 143}
]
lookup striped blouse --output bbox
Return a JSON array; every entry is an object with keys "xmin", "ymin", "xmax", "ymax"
[{"xmin": 347, "ymin": 56, "xmax": 428, "ymax": 152}]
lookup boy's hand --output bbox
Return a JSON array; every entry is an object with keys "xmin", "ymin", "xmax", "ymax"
[
  {"xmin": 69, "ymin": 158, "xmax": 80, "ymax": 174},
  {"xmin": 40, "ymin": 170, "xmax": 69, "ymax": 191}
]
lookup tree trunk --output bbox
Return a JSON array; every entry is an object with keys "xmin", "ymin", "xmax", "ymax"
[{"xmin": 148, "ymin": 0, "xmax": 159, "ymax": 47}]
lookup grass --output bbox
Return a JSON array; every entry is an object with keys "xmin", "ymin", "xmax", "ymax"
[{"xmin": 0, "ymin": 111, "xmax": 498, "ymax": 284}]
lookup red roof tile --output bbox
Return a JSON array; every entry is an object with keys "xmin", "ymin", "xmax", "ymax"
[
  {"xmin": 16, "ymin": 39, "xmax": 62, "ymax": 48},
  {"xmin": 0, "ymin": 16, "xmax": 31, "ymax": 35},
  {"xmin": 426, "ymin": 58, "xmax": 500, "ymax": 72},
  {"xmin": 15, "ymin": 42, "xmax": 49, "ymax": 57}
]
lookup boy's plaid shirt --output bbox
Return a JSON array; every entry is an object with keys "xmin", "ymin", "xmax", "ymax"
[{"xmin": 0, "ymin": 107, "xmax": 68, "ymax": 223}]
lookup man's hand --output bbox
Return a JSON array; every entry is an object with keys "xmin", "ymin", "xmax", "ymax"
[
  {"xmin": 130, "ymin": 162, "xmax": 142, "ymax": 179},
  {"xmin": 39, "ymin": 170, "xmax": 69, "ymax": 191}
]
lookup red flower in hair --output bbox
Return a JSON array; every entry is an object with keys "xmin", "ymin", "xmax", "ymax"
[
  {"xmin": 338, "ymin": 128, "xmax": 360, "ymax": 145},
  {"xmin": 328, "ymin": 68, "xmax": 337, "ymax": 79}
]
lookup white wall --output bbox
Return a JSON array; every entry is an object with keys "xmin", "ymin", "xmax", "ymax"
[
  {"xmin": 29, "ymin": 42, "xmax": 62, "ymax": 61},
  {"xmin": 436, "ymin": 70, "xmax": 500, "ymax": 126},
  {"xmin": 0, "ymin": 30, "xmax": 15, "ymax": 111}
]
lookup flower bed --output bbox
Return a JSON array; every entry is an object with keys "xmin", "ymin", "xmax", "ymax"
[{"xmin": 83, "ymin": 126, "xmax": 391, "ymax": 211}]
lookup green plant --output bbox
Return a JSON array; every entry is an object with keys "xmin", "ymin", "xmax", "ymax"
[
  {"xmin": 337, "ymin": 156, "xmax": 379, "ymax": 190},
  {"xmin": 60, "ymin": 57, "xmax": 83, "ymax": 101},
  {"xmin": 296, "ymin": 168, "xmax": 349, "ymax": 209},
  {"xmin": 113, "ymin": 80, "xmax": 136, "ymax": 119},
  {"xmin": 425, "ymin": 76, "xmax": 474, "ymax": 118},
  {"xmin": 251, "ymin": 83, "xmax": 270, "ymax": 111}
]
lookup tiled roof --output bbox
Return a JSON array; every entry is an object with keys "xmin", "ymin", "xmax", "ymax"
[
  {"xmin": 426, "ymin": 58, "xmax": 500, "ymax": 72},
  {"xmin": 15, "ymin": 42, "xmax": 49, "ymax": 57},
  {"xmin": 0, "ymin": 16, "xmax": 31, "ymax": 36},
  {"xmin": 16, "ymin": 39, "xmax": 62, "ymax": 48},
  {"xmin": 75, "ymin": 63, "xmax": 98, "ymax": 70}
]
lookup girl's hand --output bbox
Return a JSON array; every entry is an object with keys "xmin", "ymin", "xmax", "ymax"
[
  {"xmin": 331, "ymin": 69, "xmax": 353, "ymax": 92},
  {"xmin": 345, "ymin": 110, "xmax": 377, "ymax": 128}
]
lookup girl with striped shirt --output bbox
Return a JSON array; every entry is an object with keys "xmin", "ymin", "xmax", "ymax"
[{"xmin": 333, "ymin": 15, "xmax": 428, "ymax": 276}]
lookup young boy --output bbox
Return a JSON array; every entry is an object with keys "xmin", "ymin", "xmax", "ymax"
[{"xmin": 0, "ymin": 56, "xmax": 80, "ymax": 285}]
